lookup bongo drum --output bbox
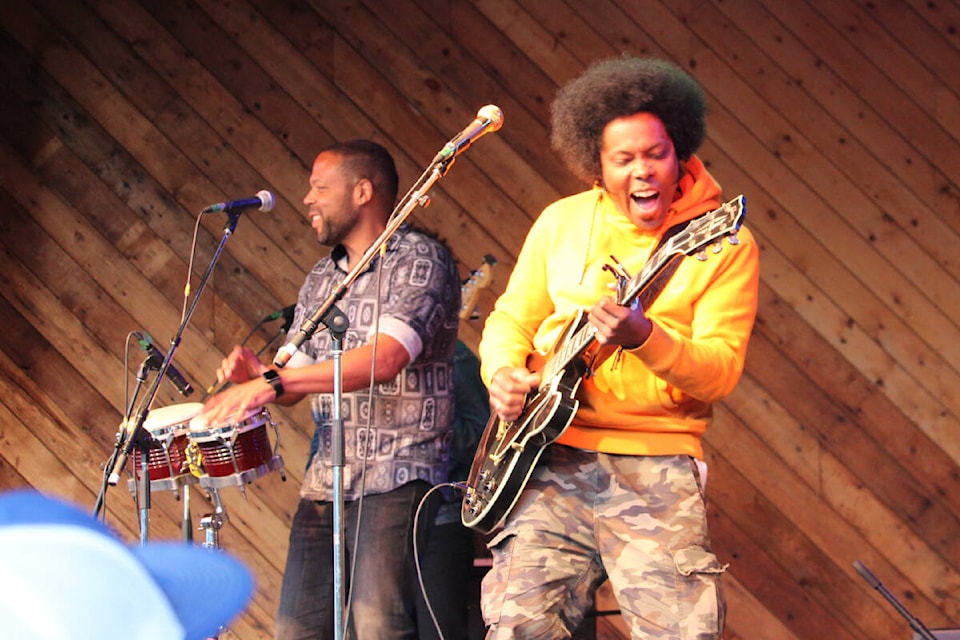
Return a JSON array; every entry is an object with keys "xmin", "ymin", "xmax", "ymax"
[
  {"xmin": 188, "ymin": 407, "xmax": 277, "ymax": 481},
  {"xmin": 133, "ymin": 403, "xmax": 200, "ymax": 482}
]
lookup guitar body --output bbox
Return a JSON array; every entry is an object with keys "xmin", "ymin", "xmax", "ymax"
[{"xmin": 461, "ymin": 315, "xmax": 588, "ymax": 533}]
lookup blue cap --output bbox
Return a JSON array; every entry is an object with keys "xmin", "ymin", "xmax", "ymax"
[{"xmin": 0, "ymin": 490, "xmax": 254, "ymax": 640}]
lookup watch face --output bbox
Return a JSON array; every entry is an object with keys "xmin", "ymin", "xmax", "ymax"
[{"xmin": 264, "ymin": 370, "xmax": 283, "ymax": 397}]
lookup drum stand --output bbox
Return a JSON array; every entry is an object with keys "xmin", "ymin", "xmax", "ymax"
[
  {"xmin": 199, "ymin": 488, "xmax": 228, "ymax": 550},
  {"xmin": 195, "ymin": 488, "xmax": 229, "ymax": 640}
]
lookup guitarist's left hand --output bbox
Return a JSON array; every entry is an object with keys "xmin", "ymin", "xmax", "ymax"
[{"xmin": 589, "ymin": 297, "xmax": 653, "ymax": 350}]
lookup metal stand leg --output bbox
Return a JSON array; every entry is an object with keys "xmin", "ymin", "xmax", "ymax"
[
  {"xmin": 199, "ymin": 488, "xmax": 230, "ymax": 639},
  {"xmin": 200, "ymin": 488, "xmax": 228, "ymax": 550}
]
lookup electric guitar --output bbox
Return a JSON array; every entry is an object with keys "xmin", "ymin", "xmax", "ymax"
[
  {"xmin": 461, "ymin": 195, "xmax": 747, "ymax": 532},
  {"xmin": 460, "ymin": 254, "xmax": 497, "ymax": 321}
]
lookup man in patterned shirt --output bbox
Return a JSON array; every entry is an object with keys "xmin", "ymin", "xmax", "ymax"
[{"xmin": 200, "ymin": 140, "xmax": 461, "ymax": 639}]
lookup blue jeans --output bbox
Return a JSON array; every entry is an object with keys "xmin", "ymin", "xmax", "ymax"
[{"xmin": 275, "ymin": 480, "xmax": 457, "ymax": 640}]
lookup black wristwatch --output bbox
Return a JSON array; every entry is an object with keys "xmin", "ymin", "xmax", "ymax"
[{"xmin": 262, "ymin": 369, "xmax": 284, "ymax": 399}]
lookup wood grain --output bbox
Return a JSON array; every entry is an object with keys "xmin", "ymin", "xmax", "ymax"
[{"xmin": 1, "ymin": 0, "xmax": 959, "ymax": 637}]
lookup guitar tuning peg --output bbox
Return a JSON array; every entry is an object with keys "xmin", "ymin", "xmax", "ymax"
[
  {"xmin": 712, "ymin": 240, "xmax": 724, "ymax": 254},
  {"xmin": 696, "ymin": 250, "xmax": 708, "ymax": 262},
  {"xmin": 727, "ymin": 233, "xmax": 740, "ymax": 246}
]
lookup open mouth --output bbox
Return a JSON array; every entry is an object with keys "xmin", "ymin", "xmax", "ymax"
[{"xmin": 631, "ymin": 191, "xmax": 660, "ymax": 212}]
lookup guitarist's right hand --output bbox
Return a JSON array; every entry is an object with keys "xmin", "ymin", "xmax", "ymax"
[{"xmin": 489, "ymin": 366, "xmax": 540, "ymax": 422}]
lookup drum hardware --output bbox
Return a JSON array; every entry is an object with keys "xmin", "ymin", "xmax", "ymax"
[
  {"xmin": 195, "ymin": 487, "xmax": 231, "ymax": 640},
  {"xmin": 199, "ymin": 487, "xmax": 229, "ymax": 550}
]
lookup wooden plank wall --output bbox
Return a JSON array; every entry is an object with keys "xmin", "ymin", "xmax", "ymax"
[{"xmin": 1, "ymin": 0, "xmax": 958, "ymax": 638}]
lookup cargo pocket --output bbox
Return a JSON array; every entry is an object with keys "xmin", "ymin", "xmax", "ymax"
[
  {"xmin": 481, "ymin": 528, "xmax": 516, "ymax": 627},
  {"xmin": 673, "ymin": 545, "xmax": 727, "ymax": 639}
]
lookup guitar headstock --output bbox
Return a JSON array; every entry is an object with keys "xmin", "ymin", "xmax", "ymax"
[
  {"xmin": 614, "ymin": 195, "xmax": 746, "ymax": 307},
  {"xmin": 460, "ymin": 254, "xmax": 497, "ymax": 320},
  {"xmin": 678, "ymin": 194, "xmax": 746, "ymax": 260}
]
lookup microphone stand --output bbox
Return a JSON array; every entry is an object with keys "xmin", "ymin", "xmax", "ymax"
[
  {"xmin": 95, "ymin": 355, "xmax": 157, "ymax": 521},
  {"xmin": 853, "ymin": 560, "xmax": 938, "ymax": 640},
  {"xmin": 273, "ymin": 156, "xmax": 455, "ymax": 640},
  {"xmin": 97, "ymin": 212, "xmax": 246, "ymax": 546},
  {"xmin": 328, "ymin": 310, "xmax": 348, "ymax": 640}
]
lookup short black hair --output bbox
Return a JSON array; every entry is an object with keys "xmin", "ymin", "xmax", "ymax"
[
  {"xmin": 550, "ymin": 57, "xmax": 707, "ymax": 184},
  {"xmin": 325, "ymin": 139, "xmax": 400, "ymax": 204}
]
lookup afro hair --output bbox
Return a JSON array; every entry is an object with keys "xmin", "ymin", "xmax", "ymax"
[{"xmin": 550, "ymin": 57, "xmax": 707, "ymax": 184}]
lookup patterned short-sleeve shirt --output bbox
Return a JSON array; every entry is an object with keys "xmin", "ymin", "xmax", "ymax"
[{"xmin": 286, "ymin": 226, "xmax": 461, "ymax": 501}]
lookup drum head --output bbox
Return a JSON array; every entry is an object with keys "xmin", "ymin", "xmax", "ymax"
[
  {"xmin": 144, "ymin": 403, "xmax": 204, "ymax": 434},
  {"xmin": 189, "ymin": 406, "xmax": 268, "ymax": 437}
]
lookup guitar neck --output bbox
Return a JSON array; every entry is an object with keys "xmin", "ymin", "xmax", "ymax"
[
  {"xmin": 541, "ymin": 319, "xmax": 597, "ymax": 383},
  {"xmin": 538, "ymin": 235, "xmax": 682, "ymax": 383}
]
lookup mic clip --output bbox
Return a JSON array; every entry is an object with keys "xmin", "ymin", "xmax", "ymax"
[{"xmin": 275, "ymin": 303, "xmax": 349, "ymax": 368}]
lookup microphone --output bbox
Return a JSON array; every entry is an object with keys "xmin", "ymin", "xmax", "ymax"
[
  {"xmin": 274, "ymin": 299, "xmax": 349, "ymax": 368},
  {"xmin": 201, "ymin": 190, "xmax": 276, "ymax": 214},
  {"xmin": 432, "ymin": 105, "xmax": 504, "ymax": 164},
  {"xmin": 277, "ymin": 304, "xmax": 296, "ymax": 334},
  {"xmin": 133, "ymin": 332, "xmax": 194, "ymax": 397},
  {"xmin": 261, "ymin": 304, "xmax": 296, "ymax": 330}
]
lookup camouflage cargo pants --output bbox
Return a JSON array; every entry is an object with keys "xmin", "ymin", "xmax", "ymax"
[{"xmin": 481, "ymin": 445, "xmax": 726, "ymax": 639}]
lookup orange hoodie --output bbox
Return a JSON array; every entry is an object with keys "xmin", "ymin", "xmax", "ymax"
[{"xmin": 478, "ymin": 157, "xmax": 759, "ymax": 458}]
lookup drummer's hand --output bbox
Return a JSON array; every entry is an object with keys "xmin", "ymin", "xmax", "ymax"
[
  {"xmin": 199, "ymin": 378, "xmax": 273, "ymax": 428},
  {"xmin": 488, "ymin": 366, "xmax": 540, "ymax": 423},
  {"xmin": 216, "ymin": 345, "xmax": 267, "ymax": 385}
]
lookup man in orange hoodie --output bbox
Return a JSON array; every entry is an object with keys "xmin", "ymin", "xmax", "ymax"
[{"xmin": 475, "ymin": 57, "xmax": 760, "ymax": 638}]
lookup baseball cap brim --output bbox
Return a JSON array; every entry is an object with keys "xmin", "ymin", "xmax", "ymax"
[{"xmin": 0, "ymin": 490, "xmax": 254, "ymax": 640}]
